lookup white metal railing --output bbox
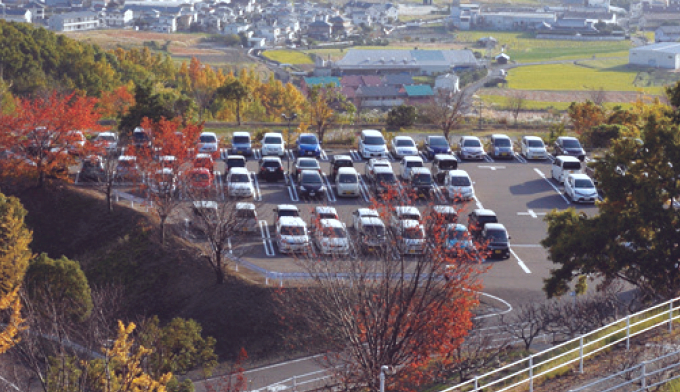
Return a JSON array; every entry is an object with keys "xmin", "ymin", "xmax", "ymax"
[
  {"xmin": 441, "ymin": 296, "xmax": 680, "ymax": 392},
  {"xmin": 568, "ymin": 348, "xmax": 680, "ymax": 392}
]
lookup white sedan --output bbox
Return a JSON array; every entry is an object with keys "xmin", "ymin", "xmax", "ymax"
[
  {"xmin": 227, "ymin": 167, "xmax": 254, "ymax": 198},
  {"xmin": 390, "ymin": 136, "xmax": 419, "ymax": 159},
  {"xmin": 564, "ymin": 173, "xmax": 598, "ymax": 203}
]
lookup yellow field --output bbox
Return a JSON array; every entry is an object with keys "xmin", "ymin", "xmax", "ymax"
[{"xmin": 262, "ymin": 50, "xmax": 314, "ymax": 65}]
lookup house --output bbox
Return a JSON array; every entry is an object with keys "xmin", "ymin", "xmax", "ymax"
[
  {"xmin": 655, "ymin": 25, "xmax": 680, "ymax": 42},
  {"xmin": 151, "ymin": 14, "xmax": 177, "ymax": 32},
  {"xmin": 354, "ymin": 85, "xmax": 403, "ymax": 108},
  {"xmin": 49, "ymin": 11, "xmax": 99, "ymax": 31},
  {"xmin": 340, "ymin": 75, "xmax": 382, "ymax": 88},
  {"xmin": 383, "ymin": 74, "xmax": 414, "ymax": 87},
  {"xmin": 495, "ymin": 53, "xmax": 510, "ymax": 64},
  {"xmin": 477, "ymin": 36, "xmax": 498, "ymax": 47},
  {"xmin": 247, "ymin": 36, "xmax": 266, "ymax": 48},
  {"xmin": 334, "ymin": 49, "xmax": 480, "ymax": 76},
  {"xmin": 328, "ymin": 15, "xmax": 352, "ymax": 36},
  {"xmin": 224, "ymin": 22, "xmax": 249, "ymax": 34},
  {"xmin": 307, "ymin": 18, "xmax": 332, "ymax": 41},
  {"xmin": 629, "ymin": 42, "xmax": 680, "ymax": 69},
  {"xmin": 403, "ymin": 84, "xmax": 434, "ymax": 105},
  {"xmin": 476, "ymin": 12, "xmax": 557, "ymax": 31},
  {"xmin": 351, "ymin": 11, "xmax": 372, "ymax": 27},
  {"xmin": 0, "ymin": 9, "xmax": 32, "ymax": 23},
  {"xmin": 102, "ymin": 8, "xmax": 133, "ymax": 27},
  {"xmin": 434, "ymin": 73, "xmax": 460, "ymax": 93}
]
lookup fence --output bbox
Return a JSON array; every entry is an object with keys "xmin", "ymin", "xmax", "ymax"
[{"xmin": 440, "ymin": 296, "xmax": 680, "ymax": 392}]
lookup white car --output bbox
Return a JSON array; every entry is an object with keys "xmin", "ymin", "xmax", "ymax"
[
  {"xmin": 444, "ymin": 169, "xmax": 475, "ymax": 201},
  {"xmin": 564, "ymin": 173, "xmax": 598, "ymax": 203},
  {"xmin": 227, "ymin": 167, "xmax": 254, "ymax": 197},
  {"xmin": 396, "ymin": 220, "xmax": 426, "ymax": 255},
  {"xmin": 198, "ymin": 132, "xmax": 219, "ymax": 154},
  {"xmin": 399, "ymin": 156, "xmax": 424, "ymax": 181},
  {"xmin": 521, "ymin": 136, "xmax": 548, "ymax": 160},
  {"xmin": 94, "ymin": 131, "xmax": 118, "ymax": 153},
  {"xmin": 352, "ymin": 208, "xmax": 380, "ymax": 231},
  {"xmin": 390, "ymin": 136, "xmax": 419, "ymax": 159},
  {"xmin": 365, "ymin": 158, "xmax": 392, "ymax": 182},
  {"xmin": 276, "ymin": 217, "xmax": 311, "ymax": 254},
  {"xmin": 148, "ymin": 167, "xmax": 176, "ymax": 195},
  {"xmin": 551, "ymin": 155, "xmax": 583, "ymax": 184},
  {"xmin": 458, "ymin": 136, "xmax": 484, "ymax": 160},
  {"xmin": 358, "ymin": 129, "xmax": 388, "ymax": 159},
  {"xmin": 312, "ymin": 219, "xmax": 350, "ymax": 256},
  {"xmin": 336, "ymin": 167, "xmax": 360, "ymax": 198},
  {"xmin": 274, "ymin": 204, "xmax": 300, "ymax": 222},
  {"xmin": 390, "ymin": 206, "xmax": 422, "ymax": 230},
  {"xmin": 261, "ymin": 133, "xmax": 286, "ymax": 157},
  {"xmin": 312, "ymin": 206, "xmax": 340, "ymax": 222}
]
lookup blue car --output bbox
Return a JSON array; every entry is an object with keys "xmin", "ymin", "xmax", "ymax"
[
  {"xmin": 296, "ymin": 133, "xmax": 321, "ymax": 158},
  {"xmin": 424, "ymin": 135, "xmax": 452, "ymax": 159}
]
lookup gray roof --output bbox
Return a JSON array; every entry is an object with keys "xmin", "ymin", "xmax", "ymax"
[
  {"xmin": 356, "ymin": 85, "xmax": 401, "ymax": 97},
  {"xmin": 336, "ymin": 49, "xmax": 478, "ymax": 68},
  {"xmin": 657, "ymin": 26, "xmax": 680, "ymax": 33},
  {"xmin": 631, "ymin": 42, "xmax": 680, "ymax": 54},
  {"xmin": 383, "ymin": 74, "xmax": 413, "ymax": 85},
  {"xmin": 51, "ymin": 10, "xmax": 98, "ymax": 19}
]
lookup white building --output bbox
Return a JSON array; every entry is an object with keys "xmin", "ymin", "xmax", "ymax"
[
  {"xmin": 102, "ymin": 9, "xmax": 133, "ymax": 27},
  {"xmin": 0, "ymin": 9, "xmax": 32, "ymax": 23},
  {"xmin": 434, "ymin": 73, "xmax": 460, "ymax": 93},
  {"xmin": 629, "ymin": 42, "xmax": 680, "ymax": 69},
  {"xmin": 49, "ymin": 11, "xmax": 99, "ymax": 31}
]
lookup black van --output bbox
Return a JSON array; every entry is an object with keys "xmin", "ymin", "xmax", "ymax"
[
  {"xmin": 330, "ymin": 155, "xmax": 354, "ymax": 180},
  {"xmin": 431, "ymin": 154, "xmax": 459, "ymax": 184}
]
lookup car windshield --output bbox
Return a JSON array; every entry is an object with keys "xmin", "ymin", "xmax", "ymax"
[
  {"xmin": 133, "ymin": 133, "xmax": 148, "ymax": 141},
  {"xmin": 322, "ymin": 227, "xmax": 346, "ymax": 238},
  {"xmin": 439, "ymin": 160, "xmax": 457, "ymax": 170},
  {"xmin": 575, "ymin": 178, "xmax": 594, "ymax": 188},
  {"xmin": 262, "ymin": 161, "xmax": 280, "ymax": 168},
  {"xmin": 118, "ymin": 160, "xmax": 135, "ymax": 168},
  {"xmin": 364, "ymin": 225, "xmax": 385, "ymax": 237},
  {"xmin": 404, "ymin": 228, "xmax": 424, "ymax": 239},
  {"xmin": 377, "ymin": 172, "xmax": 397, "ymax": 183},
  {"xmin": 528, "ymin": 140, "xmax": 544, "ymax": 147},
  {"xmin": 413, "ymin": 173, "xmax": 431, "ymax": 185},
  {"xmin": 98, "ymin": 135, "xmax": 116, "ymax": 141},
  {"xmin": 495, "ymin": 139, "xmax": 511, "ymax": 147},
  {"xmin": 563, "ymin": 162, "xmax": 582, "ymax": 170},
  {"xmin": 563, "ymin": 139, "xmax": 581, "ymax": 148},
  {"xmin": 450, "ymin": 176, "xmax": 471, "ymax": 186},
  {"xmin": 364, "ymin": 136, "xmax": 385, "ymax": 145},
  {"xmin": 264, "ymin": 136, "xmax": 282, "ymax": 144},
  {"xmin": 200, "ymin": 135, "xmax": 216, "ymax": 143},
  {"xmin": 228, "ymin": 159, "xmax": 245, "ymax": 167},
  {"xmin": 463, "ymin": 139, "xmax": 481, "ymax": 147},
  {"xmin": 430, "ymin": 137, "xmax": 448, "ymax": 147},
  {"xmin": 195, "ymin": 158, "xmax": 212, "ymax": 166},
  {"xmin": 281, "ymin": 226, "xmax": 304, "ymax": 236},
  {"xmin": 335, "ymin": 160, "xmax": 353, "ymax": 168},
  {"xmin": 299, "ymin": 135, "xmax": 318, "ymax": 144},
  {"xmin": 487, "ymin": 229, "xmax": 508, "ymax": 243},
  {"xmin": 478, "ymin": 216, "xmax": 498, "ymax": 225},
  {"xmin": 192, "ymin": 172, "xmax": 210, "ymax": 181},
  {"xmin": 301, "ymin": 173, "xmax": 323, "ymax": 184},
  {"xmin": 401, "ymin": 213, "xmax": 420, "ymax": 221},
  {"xmin": 237, "ymin": 209, "xmax": 256, "ymax": 218},
  {"xmin": 396, "ymin": 139, "xmax": 415, "ymax": 147},
  {"xmin": 339, "ymin": 173, "xmax": 358, "ymax": 183},
  {"xmin": 299, "ymin": 160, "xmax": 318, "ymax": 168},
  {"xmin": 231, "ymin": 174, "xmax": 249, "ymax": 182},
  {"xmin": 233, "ymin": 136, "xmax": 250, "ymax": 144},
  {"xmin": 278, "ymin": 210, "xmax": 299, "ymax": 217},
  {"xmin": 319, "ymin": 213, "xmax": 338, "ymax": 219},
  {"xmin": 406, "ymin": 161, "xmax": 423, "ymax": 168},
  {"xmin": 449, "ymin": 229, "xmax": 466, "ymax": 241}
]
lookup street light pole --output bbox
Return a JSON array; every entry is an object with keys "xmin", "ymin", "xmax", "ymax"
[
  {"xmin": 281, "ymin": 112, "xmax": 297, "ymax": 178},
  {"xmin": 380, "ymin": 365, "xmax": 393, "ymax": 392}
]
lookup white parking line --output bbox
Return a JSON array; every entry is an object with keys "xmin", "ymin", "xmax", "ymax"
[
  {"xmin": 320, "ymin": 148, "xmax": 328, "ymax": 161},
  {"xmin": 514, "ymin": 153, "xmax": 528, "ymax": 164},
  {"xmin": 483, "ymin": 154, "xmax": 494, "ymax": 163},
  {"xmin": 349, "ymin": 150, "xmax": 361, "ymax": 161},
  {"xmin": 286, "ymin": 174, "xmax": 299, "ymax": 202},
  {"xmin": 419, "ymin": 152, "xmax": 429, "ymax": 163},
  {"xmin": 250, "ymin": 171, "xmax": 262, "ymax": 201},
  {"xmin": 74, "ymin": 172, "xmax": 80, "ymax": 184},
  {"xmin": 388, "ymin": 153, "xmax": 396, "ymax": 162},
  {"xmin": 321, "ymin": 173, "xmax": 336, "ymax": 203},
  {"xmin": 358, "ymin": 175, "xmax": 371, "ymax": 203},
  {"xmin": 432, "ymin": 185, "xmax": 446, "ymax": 203},
  {"xmin": 512, "ymin": 244, "xmax": 543, "ymax": 248},
  {"xmin": 259, "ymin": 220, "xmax": 275, "ymax": 257},
  {"xmin": 286, "ymin": 149, "xmax": 295, "ymax": 161},
  {"xmin": 533, "ymin": 168, "xmax": 570, "ymax": 205},
  {"xmin": 253, "ymin": 149, "xmax": 261, "ymax": 160},
  {"xmin": 510, "ymin": 249, "xmax": 531, "ymax": 273}
]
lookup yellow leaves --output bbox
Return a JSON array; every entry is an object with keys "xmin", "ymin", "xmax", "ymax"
[{"xmin": 0, "ymin": 287, "xmax": 26, "ymax": 354}]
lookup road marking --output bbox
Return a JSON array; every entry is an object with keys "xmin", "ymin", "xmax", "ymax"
[
  {"xmin": 358, "ymin": 175, "xmax": 371, "ymax": 203},
  {"xmin": 483, "ymin": 154, "xmax": 494, "ymax": 163},
  {"xmin": 510, "ymin": 249, "xmax": 532, "ymax": 274},
  {"xmin": 250, "ymin": 171, "xmax": 262, "ymax": 201},
  {"xmin": 349, "ymin": 150, "xmax": 361, "ymax": 161},
  {"xmin": 419, "ymin": 152, "xmax": 429, "ymax": 162},
  {"xmin": 473, "ymin": 195, "xmax": 484, "ymax": 210},
  {"xmin": 286, "ymin": 173, "xmax": 299, "ymax": 202},
  {"xmin": 321, "ymin": 173, "xmax": 336, "ymax": 203},
  {"xmin": 479, "ymin": 165, "xmax": 506, "ymax": 171},
  {"xmin": 253, "ymin": 149, "xmax": 261, "ymax": 160},
  {"xmin": 517, "ymin": 209, "xmax": 546, "ymax": 219},
  {"xmin": 259, "ymin": 220, "xmax": 275, "ymax": 257},
  {"xmin": 514, "ymin": 153, "xmax": 528, "ymax": 164},
  {"xmin": 320, "ymin": 148, "xmax": 328, "ymax": 161},
  {"xmin": 228, "ymin": 238, "xmax": 233, "ymax": 254},
  {"xmin": 388, "ymin": 152, "xmax": 396, "ymax": 162},
  {"xmin": 286, "ymin": 149, "xmax": 295, "ymax": 161},
  {"xmin": 533, "ymin": 168, "xmax": 570, "ymax": 204},
  {"xmin": 432, "ymin": 185, "xmax": 446, "ymax": 203},
  {"xmin": 511, "ymin": 244, "xmax": 543, "ymax": 248}
]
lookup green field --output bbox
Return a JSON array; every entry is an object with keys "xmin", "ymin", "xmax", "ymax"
[
  {"xmin": 481, "ymin": 95, "xmax": 634, "ymax": 111},
  {"xmin": 506, "ymin": 58, "xmax": 664, "ymax": 93},
  {"xmin": 262, "ymin": 50, "xmax": 313, "ymax": 65},
  {"xmin": 455, "ymin": 31, "xmax": 633, "ymax": 62}
]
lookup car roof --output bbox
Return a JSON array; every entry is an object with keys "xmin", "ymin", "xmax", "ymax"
[
  {"xmin": 394, "ymin": 136, "xmax": 414, "ymax": 141},
  {"xmin": 333, "ymin": 155, "xmax": 353, "ymax": 161},
  {"xmin": 98, "ymin": 131, "xmax": 116, "ymax": 137},
  {"xmin": 492, "ymin": 134, "xmax": 511, "ymax": 139},
  {"xmin": 369, "ymin": 158, "xmax": 390, "ymax": 165},
  {"xmin": 277, "ymin": 204, "xmax": 299, "ymax": 211},
  {"xmin": 401, "ymin": 219, "xmax": 422, "ymax": 228},
  {"xmin": 262, "ymin": 156, "xmax": 282, "ymax": 162},
  {"xmin": 556, "ymin": 155, "xmax": 581, "ymax": 162},
  {"xmin": 447, "ymin": 169, "xmax": 470, "ymax": 177},
  {"xmin": 195, "ymin": 153, "xmax": 213, "ymax": 159},
  {"xmin": 558, "ymin": 136, "xmax": 578, "ymax": 141},
  {"xmin": 410, "ymin": 167, "xmax": 431, "ymax": 174},
  {"xmin": 484, "ymin": 223, "xmax": 507, "ymax": 232},
  {"xmin": 227, "ymin": 155, "xmax": 246, "ymax": 160},
  {"xmin": 279, "ymin": 216, "xmax": 306, "ymax": 226},
  {"xmin": 315, "ymin": 206, "xmax": 338, "ymax": 214},
  {"xmin": 236, "ymin": 202, "xmax": 256, "ymax": 210},
  {"xmin": 229, "ymin": 167, "xmax": 250, "ymax": 174},
  {"xmin": 159, "ymin": 155, "xmax": 176, "ymax": 160},
  {"xmin": 395, "ymin": 206, "xmax": 420, "ymax": 215},
  {"xmin": 133, "ymin": 127, "xmax": 146, "ymax": 133},
  {"xmin": 360, "ymin": 216, "xmax": 384, "ymax": 226},
  {"xmin": 297, "ymin": 157, "xmax": 318, "ymax": 163},
  {"xmin": 201, "ymin": 131, "xmax": 217, "ymax": 137},
  {"xmin": 119, "ymin": 155, "xmax": 136, "ymax": 161},
  {"xmin": 568, "ymin": 173, "xmax": 592, "ymax": 181},
  {"xmin": 361, "ymin": 129, "xmax": 382, "ymax": 136},
  {"xmin": 374, "ymin": 166, "xmax": 393, "ymax": 173},
  {"xmin": 319, "ymin": 218, "xmax": 344, "ymax": 228},
  {"xmin": 433, "ymin": 205, "xmax": 457, "ymax": 214},
  {"xmin": 298, "ymin": 133, "xmax": 317, "ymax": 139},
  {"xmin": 403, "ymin": 156, "xmax": 424, "ymax": 162},
  {"xmin": 472, "ymin": 208, "xmax": 496, "ymax": 216},
  {"xmin": 428, "ymin": 135, "xmax": 446, "ymax": 140},
  {"xmin": 357, "ymin": 208, "xmax": 379, "ymax": 216},
  {"xmin": 337, "ymin": 167, "xmax": 357, "ymax": 174},
  {"xmin": 524, "ymin": 136, "xmax": 543, "ymax": 141},
  {"xmin": 447, "ymin": 223, "xmax": 467, "ymax": 231},
  {"xmin": 434, "ymin": 154, "xmax": 457, "ymax": 160},
  {"xmin": 233, "ymin": 131, "xmax": 250, "ymax": 137},
  {"xmin": 193, "ymin": 201, "xmax": 217, "ymax": 209},
  {"xmin": 189, "ymin": 167, "xmax": 211, "ymax": 174},
  {"xmin": 263, "ymin": 132, "xmax": 282, "ymax": 137},
  {"xmin": 461, "ymin": 136, "xmax": 481, "ymax": 141},
  {"xmin": 300, "ymin": 169, "xmax": 321, "ymax": 176}
]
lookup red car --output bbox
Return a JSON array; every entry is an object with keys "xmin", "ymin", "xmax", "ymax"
[
  {"xmin": 188, "ymin": 168, "xmax": 213, "ymax": 191},
  {"xmin": 194, "ymin": 153, "xmax": 214, "ymax": 175}
]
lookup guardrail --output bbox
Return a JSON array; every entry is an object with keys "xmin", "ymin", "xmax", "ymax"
[{"xmin": 440, "ymin": 296, "xmax": 680, "ymax": 392}]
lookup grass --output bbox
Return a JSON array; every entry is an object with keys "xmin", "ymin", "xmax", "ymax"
[
  {"xmin": 262, "ymin": 50, "xmax": 313, "ymax": 65},
  {"xmin": 455, "ymin": 30, "xmax": 633, "ymax": 62}
]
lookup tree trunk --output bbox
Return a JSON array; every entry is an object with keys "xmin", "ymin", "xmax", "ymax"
[
  {"xmin": 160, "ymin": 215, "xmax": 167, "ymax": 246},
  {"xmin": 106, "ymin": 183, "xmax": 113, "ymax": 213},
  {"xmin": 214, "ymin": 250, "xmax": 225, "ymax": 284},
  {"xmin": 236, "ymin": 100, "xmax": 241, "ymax": 126}
]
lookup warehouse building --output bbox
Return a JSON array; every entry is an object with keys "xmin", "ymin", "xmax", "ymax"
[{"xmin": 629, "ymin": 42, "xmax": 680, "ymax": 69}]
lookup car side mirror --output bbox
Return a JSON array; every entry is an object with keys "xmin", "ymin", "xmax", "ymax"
[{"xmin": 508, "ymin": 235, "xmax": 512, "ymax": 240}]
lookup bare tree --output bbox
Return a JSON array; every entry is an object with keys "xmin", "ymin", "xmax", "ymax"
[
  {"xmin": 499, "ymin": 302, "xmax": 550, "ymax": 351},
  {"xmin": 507, "ymin": 92, "xmax": 526, "ymax": 127},
  {"xmin": 419, "ymin": 88, "xmax": 467, "ymax": 142},
  {"xmin": 589, "ymin": 87, "xmax": 607, "ymax": 107}
]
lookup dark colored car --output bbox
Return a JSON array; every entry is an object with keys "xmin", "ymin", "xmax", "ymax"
[
  {"xmin": 226, "ymin": 155, "xmax": 247, "ymax": 173},
  {"xmin": 79, "ymin": 155, "xmax": 105, "ymax": 182},
  {"xmin": 468, "ymin": 208, "xmax": 498, "ymax": 238},
  {"xmin": 330, "ymin": 155, "xmax": 354, "ymax": 180},
  {"xmin": 481, "ymin": 223, "xmax": 511, "ymax": 259},
  {"xmin": 293, "ymin": 157, "xmax": 321, "ymax": 181},
  {"xmin": 423, "ymin": 135, "xmax": 452, "ymax": 159},
  {"xmin": 297, "ymin": 170, "xmax": 325, "ymax": 199},
  {"xmin": 408, "ymin": 167, "xmax": 434, "ymax": 199},
  {"xmin": 132, "ymin": 127, "xmax": 152, "ymax": 149},
  {"xmin": 258, "ymin": 157, "xmax": 285, "ymax": 181},
  {"xmin": 554, "ymin": 136, "xmax": 586, "ymax": 161},
  {"xmin": 431, "ymin": 154, "xmax": 459, "ymax": 184}
]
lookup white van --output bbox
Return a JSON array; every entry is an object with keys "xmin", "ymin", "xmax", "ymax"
[
  {"xmin": 444, "ymin": 169, "xmax": 475, "ymax": 201},
  {"xmin": 335, "ymin": 167, "xmax": 360, "ymax": 198},
  {"xmin": 551, "ymin": 156, "xmax": 582, "ymax": 184},
  {"xmin": 358, "ymin": 129, "xmax": 388, "ymax": 159}
]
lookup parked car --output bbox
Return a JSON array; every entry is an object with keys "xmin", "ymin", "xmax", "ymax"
[
  {"xmin": 390, "ymin": 206, "xmax": 422, "ymax": 230},
  {"xmin": 355, "ymin": 215, "xmax": 387, "ymax": 253},
  {"xmin": 564, "ymin": 173, "xmax": 598, "ymax": 203},
  {"xmin": 400, "ymin": 156, "xmax": 424, "ymax": 181},
  {"xmin": 148, "ymin": 168, "xmax": 177, "ymax": 195},
  {"xmin": 488, "ymin": 134, "xmax": 514, "ymax": 159},
  {"xmin": 444, "ymin": 224, "xmax": 477, "ymax": 257},
  {"xmin": 431, "ymin": 154, "xmax": 458, "ymax": 184},
  {"xmin": 115, "ymin": 155, "xmax": 138, "ymax": 181},
  {"xmin": 261, "ymin": 132, "xmax": 286, "ymax": 157},
  {"xmin": 132, "ymin": 127, "xmax": 151, "ymax": 149},
  {"xmin": 396, "ymin": 220, "xmax": 426, "ymax": 255},
  {"xmin": 258, "ymin": 157, "xmax": 285, "ymax": 181},
  {"xmin": 79, "ymin": 155, "xmax": 105, "ymax": 182},
  {"xmin": 521, "ymin": 136, "xmax": 548, "ymax": 160},
  {"xmin": 481, "ymin": 223, "xmax": 511, "ymax": 259},
  {"xmin": 430, "ymin": 205, "xmax": 458, "ymax": 225},
  {"xmin": 65, "ymin": 131, "xmax": 86, "ymax": 156},
  {"xmin": 551, "ymin": 156, "xmax": 583, "ymax": 184},
  {"xmin": 408, "ymin": 167, "xmax": 434, "ymax": 199},
  {"xmin": 352, "ymin": 208, "xmax": 380, "ymax": 231},
  {"xmin": 296, "ymin": 133, "xmax": 321, "ymax": 158},
  {"xmin": 297, "ymin": 169, "xmax": 325, "ymax": 199},
  {"xmin": 390, "ymin": 136, "xmax": 418, "ymax": 159},
  {"xmin": 365, "ymin": 158, "xmax": 391, "ymax": 182},
  {"xmin": 312, "ymin": 219, "xmax": 350, "ymax": 256},
  {"xmin": 158, "ymin": 155, "xmax": 178, "ymax": 172},
  {"xmin": 293, "ymin": 157, "xmax": 321, "ymax": 181},
  {"xmin": 444, "ymin": 169, "xmax": 475, "ymax": 201},
  {"xmin": 225, "ymin": 155, "xmax": 247, "ymax": 174},
  {"xmin": 227, "ymin": 167, "xmax": 254, "ymax": 198},
  {"xmin": 468, "ymin": 209, "xmax": 498, "ymax": 238},
  {"xmin": 336, "ymin": 167, "xmax": 360, "ymax": 198},
  {"xmin": 236, "ymin": 202, "xmax": 259, "ymax": 233},
  {"xmin": 330, "ymin": 155, "xmax": 354, "ymax": 180},
  {"xmin": 276, "ymin": 217, "xmax": 311, "ymax": 254},
  {"xmin": 311, "ymin": 206, "xmax": 340, "ymax": 225},
  {"xmin": 194, "ymin": 153, "xmax": 214, "ymax": 175},
  {"xmin": 273, "ymin": 204, "xmax": 300, "ymax": 222},
  {"xmin": 192, "ymin": 201, "xmax": 218, "ymax": 229},
  {"xmin": 93, "ymin": 132, "xmax": 118, "ymax": 154},
  {"xmin": 358, "ymin": 129, "xmax": 388, "ymax": 159},
  {"xmin": 198, "ymin": 132, "xmax": 219, "ymax": 155},
  {"xmin": 371, "ymin": 166, "xmax": 399, "ymax": 197},
  {"xmin": 458, "ymin": 136, "xmax": 484, "ymax": 160},
  {"xmin": 554, "ymin": 136, "xmax": 586, "ymax": 161},
  {"xmin": 187, "ymin": 167, "xmax": 213, "ymax": 191},
  {"xmin": 423, "ymin": 135, "xmax": 452, "ymax": 159},
  {"xmin": 231, "ymin": 131, "xmax": 252, "ymax": 156}
]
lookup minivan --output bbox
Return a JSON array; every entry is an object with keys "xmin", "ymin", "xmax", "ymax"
[
  {"xmin": 431, "ymin": 154, "xmax": 458, "ymax": 184},
  {"xmin": 358, "ymin": 129, "xmax": 388, "ymax": 159},
  {"xmin": 481, "ymin": 223, "xmax": 511, "ymax": 259},
  {"xmin": 336, "ymin": 167, "xmax": 360, "ymax": 198},
  {"xmin": 444, "ymin": 169, "xmax": 475, "ymax": 201},
  {"xmin": 489, "ymin": 134, "xmax": 514, "ymax": 159},
  {"xmin": 551, "ymin": 156, "xmax": 582, "ymax": 184},
  {"xmin": 231, "ymin": 132, "xmax": 252, "ymax": 156}
]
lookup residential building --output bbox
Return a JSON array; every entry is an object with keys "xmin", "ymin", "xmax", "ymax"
[
  {"xmin": 102, "ymin": 8, "xmax": 133, "ymax": 27},
  {"xmin": 224, "ymin": 22, "xmax": 249, "ymax": 34},
  {"xmin": 655, "ymin": 25, "xmax": 680, "ymax": 42},
  {"xmin": 434, "ymin": 73, "xmax": 460, "ymax": 93},
  {"xmin": 307, "ymin": 18, "xmax": 332, "ymax": 40},
  {"xmin": 383, "ymin": 74, "xmax": 414, "ymax": 87},
  {"xmin": 629, "ymin": 42, "xmax": 680, "ymax": 69},
  {"xmin": 49, "ymin": 11, "xmax": 99, "ymax": 31},
  {"xmin": 403, "ymin": 84, "xmax": 434, "ymax": 105},
  {"xmin": 476, "ymin": 11, "xmax": 557, "ymax": 31},
  {"xmin": 0, "ymin": 8, "xmax": 32, "ymax": 23},
  {"xmin": 333, "ymin": 49, "xmax": 479, "ymax": 76}
]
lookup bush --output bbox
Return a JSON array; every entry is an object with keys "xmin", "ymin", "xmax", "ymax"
[{"xmin": 386, "ymin": 105, "xmax": 417, "ymax": 128}]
